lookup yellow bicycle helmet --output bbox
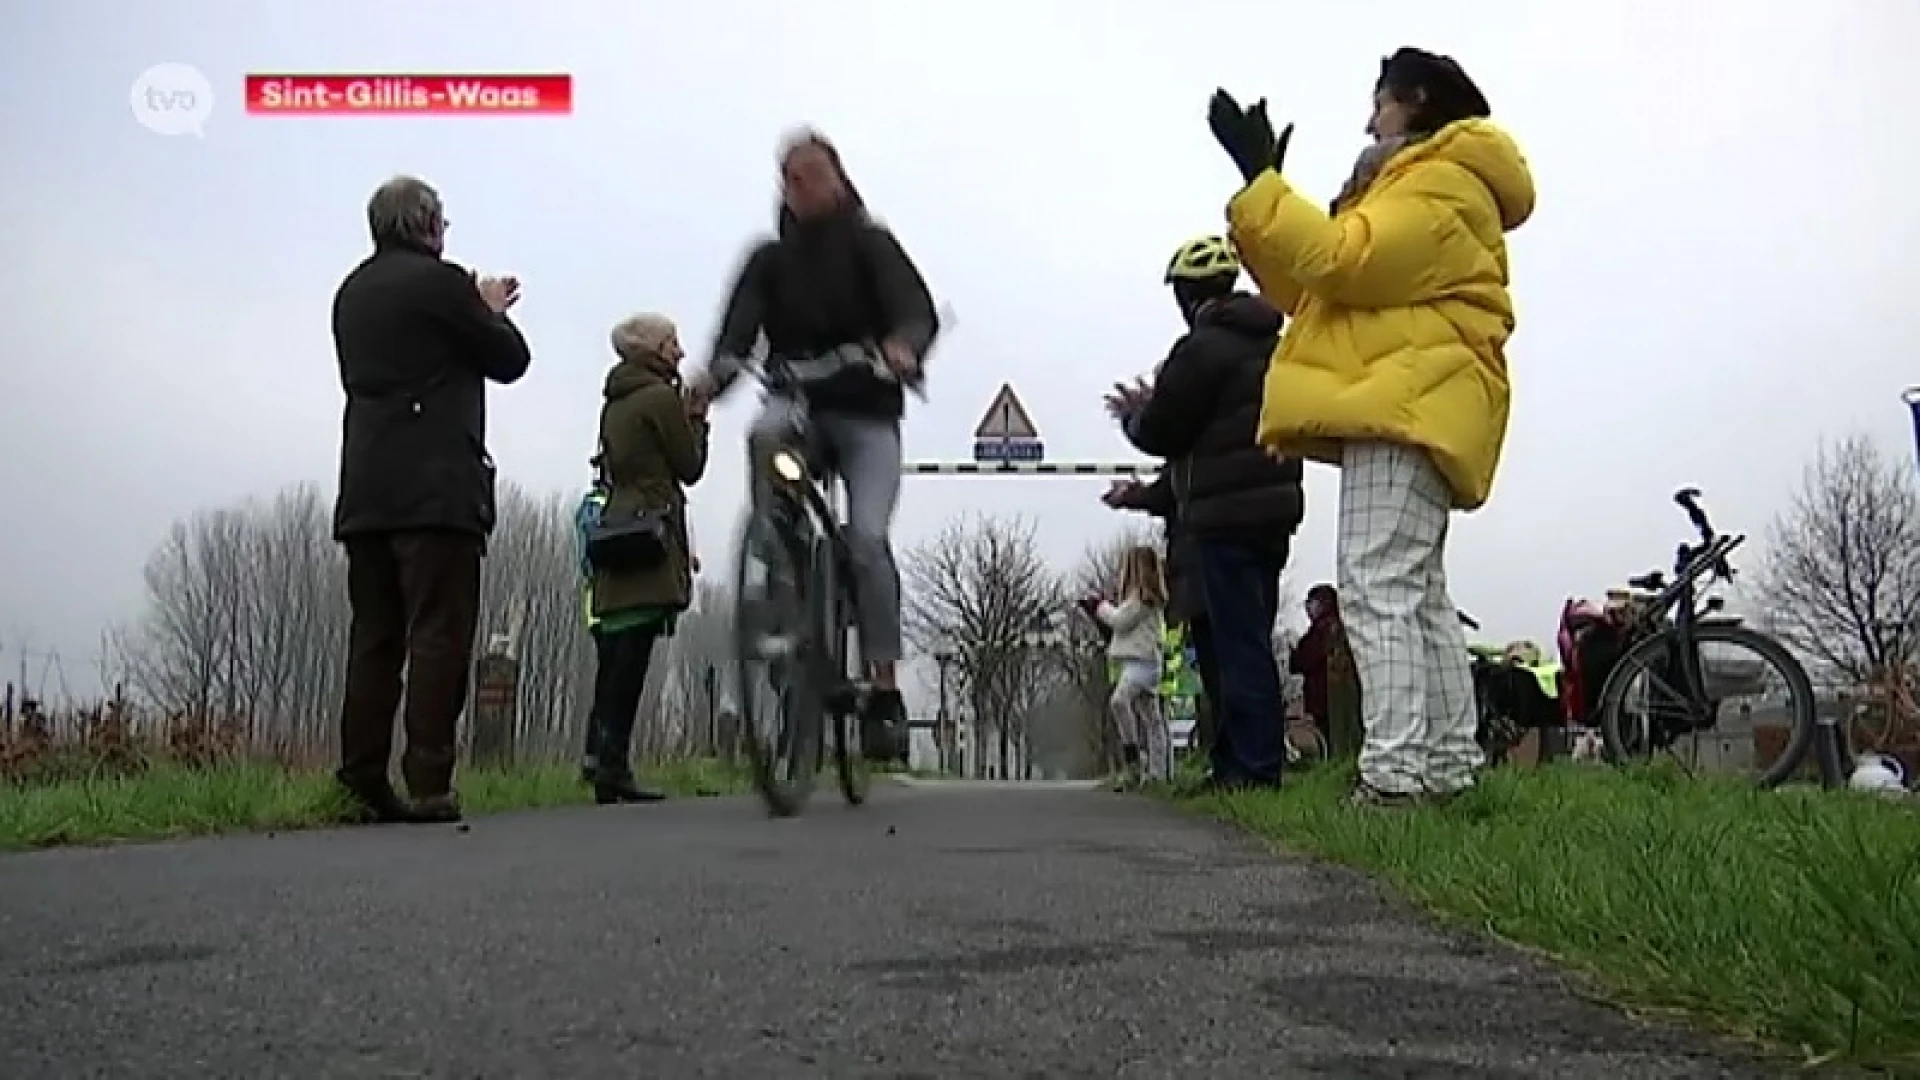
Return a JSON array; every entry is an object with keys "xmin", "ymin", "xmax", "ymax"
[{"xmin": 1163, "ymin": 234, "xmax": 1241, "ymax": 283}]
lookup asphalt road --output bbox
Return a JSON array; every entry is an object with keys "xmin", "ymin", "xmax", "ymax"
[{"xmin": 1, "ymin": 778, "xmax": 1776, "ymax": 1079}]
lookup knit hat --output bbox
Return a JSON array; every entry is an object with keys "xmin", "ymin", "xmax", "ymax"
[
  {"xmin": 609, "ymin": 313, "xmax": 678, "ymax": 363},
  {"xmin": 1378, "ymin": 47, "xmax": 1490, "ymax": 122}
]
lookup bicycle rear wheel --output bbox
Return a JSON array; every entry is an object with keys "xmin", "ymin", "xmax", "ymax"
[
  {"xmin": 1595, "ymin": 623, "xmax": 1826, "ymax": 788},
  {"xmin": 734, "ymin": 511, "xmax": 824, "ymax": 817}
]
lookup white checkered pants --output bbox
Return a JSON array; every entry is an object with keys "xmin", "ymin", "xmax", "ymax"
[{"xmin": 1336, "ymin": 442, "xmax": 1483, "ymax": 795}]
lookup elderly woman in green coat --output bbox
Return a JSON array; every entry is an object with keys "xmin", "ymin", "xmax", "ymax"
[{"xmin": 587, "ymin": 312, "xmax": 709, "ymax": 803}]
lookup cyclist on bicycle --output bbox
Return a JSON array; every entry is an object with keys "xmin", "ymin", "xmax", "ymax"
[{"xmin": 684, "ymin": 130, "xmax": 939, "ymax": 763}]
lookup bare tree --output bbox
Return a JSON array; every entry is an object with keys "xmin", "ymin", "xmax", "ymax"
[
  {"xmin": 113, "ymin": 477, "xmax": 737, "ymax": 768},
  {"xmin": 903, "ymin": 515, "xmax": 1066, "ymax": 779},
  {"xmin": 114, "ymin": 485, "xmax": 348, "ymax": 757},
  {"xmin": 1756, "ymin": 434, "xmax": 1920, "ymax": 683}
]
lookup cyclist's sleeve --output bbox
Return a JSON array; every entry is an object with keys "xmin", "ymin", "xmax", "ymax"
[
  {"xmin": 708, "ymin": 242, "xmax": 774, "ymax": 393},
  {"xmin": 865, "ymin": 227, "xmax": 938, "ymax": 359}
]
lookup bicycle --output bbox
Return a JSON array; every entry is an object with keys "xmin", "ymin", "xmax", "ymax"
[
  {"xmin": 1593, "ymin": 487, "xmax": 1844, "ymax": 789},
  {"xmin": 730, "ymin": 354, "xmax": 891, "ymax": 818}
]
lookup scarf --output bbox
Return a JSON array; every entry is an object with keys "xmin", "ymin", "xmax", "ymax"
[{"xmin": 1329, "ymin": 134, "xmax": 1416, "ymax": 213}]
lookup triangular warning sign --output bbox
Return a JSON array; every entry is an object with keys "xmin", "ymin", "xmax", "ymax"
[{"xmin": 973, "ymin": 383, "xmax": 1039, "ymax": 440}]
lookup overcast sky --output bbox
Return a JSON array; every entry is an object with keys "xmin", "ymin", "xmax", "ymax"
[{"xmin": 1, "ymin": 0, "xmax": 1915, "ymax": 700}]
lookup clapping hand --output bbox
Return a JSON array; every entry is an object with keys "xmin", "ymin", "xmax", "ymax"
[
  {"xmin": 1207, "ymin": 90, "xmax": 1295, "ymax": 184},
  {"xmin": 683, "ymin": 374, "xmax": 716, "ymax": 417},
  {"xmin": 1103, "ymin": 375, "xmax": 1152, "ymax": 419},
  {"xmin": 881, "ymin": 337, "xmax": 921, "ymax": 382},
  {"xmin": 473, "ymin": 271, "xmax": 520, "ymax": 314},
  {"xmin": 1101, "ymin": 477, "xmax": 1143, "ymax": 509}
]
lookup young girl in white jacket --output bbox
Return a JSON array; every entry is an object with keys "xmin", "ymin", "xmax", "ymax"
[{"xmin": 1083, "ymin": 546, "xmax": 1171, "ymax": 789}]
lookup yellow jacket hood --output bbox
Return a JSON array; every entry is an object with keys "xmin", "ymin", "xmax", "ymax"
[{"xmin": 1414, "ymin": 118, "xmax": 1535, "ymax": 233}]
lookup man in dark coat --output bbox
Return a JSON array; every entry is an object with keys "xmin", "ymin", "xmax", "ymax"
[
  {"xmin": 330, "ymin": 175, "xmax": 531, "ymax": 823},
  {"xmin": 1109, "ymin": 234, "xmax": 1305, "ymax": 790}
]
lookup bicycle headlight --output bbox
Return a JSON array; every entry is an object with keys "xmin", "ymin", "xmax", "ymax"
[{"xmin": 770, "ymin": 449, "xmax": 806, "ymax": 484}]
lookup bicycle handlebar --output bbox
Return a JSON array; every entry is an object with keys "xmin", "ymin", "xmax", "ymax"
[
  {"xmin": 743, "ymin": 350, "xmax": 927, "ymax": 401},
  {"xmin": 1674, "ymin": 487, "xmax": 1715, "ymax": 545},
  {"xmin": 1670, "ymin": 486, "xmax": 1740, "ymax": 583}
]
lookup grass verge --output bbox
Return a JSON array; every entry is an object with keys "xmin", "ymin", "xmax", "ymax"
[
  {"xmin": 1174, "ymin": 760, "xmax": 1920, "ymax": 1072},
  {"xmin": 0, "ymin": 758, "xmax": 751, "ymax": 852}
]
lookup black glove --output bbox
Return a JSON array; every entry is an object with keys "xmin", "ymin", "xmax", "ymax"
[{"xmin": 1208, "ymin": 90, "xmax": 1295, "ymax": 184}]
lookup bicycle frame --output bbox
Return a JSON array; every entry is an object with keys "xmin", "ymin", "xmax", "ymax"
[
  {"xmin": 1622, "ymin": 530, "xmax": 1746, "ymax": 735},
  {"xmin": 746, "ymin": 358, "xmax": 848, "ymax": 550},
  {"xmin": 746, "ymin": 360, "xmax": 864, "ymax": 707}
]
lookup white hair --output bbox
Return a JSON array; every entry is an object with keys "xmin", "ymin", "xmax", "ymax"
[
  {"xmin": 367, "ymin": 175, "xmax": 443, "ymax": 250},
  {"xmin": 610, "ymin": 313, "xmax": 679, "ymax": 362}
]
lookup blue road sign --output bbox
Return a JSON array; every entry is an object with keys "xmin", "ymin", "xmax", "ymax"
[{"xmin": 972, "ymin": 438, "xmax": 1045, "ymax": 463}]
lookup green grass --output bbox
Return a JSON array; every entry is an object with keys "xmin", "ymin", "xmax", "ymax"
[
  {"xmin": 1172, "ymin": 760, "xmax": 1920, "ymax": 1071},
  {"xmin": 0, "ymin": 758, "xmax": 751, "ymax": 852}
]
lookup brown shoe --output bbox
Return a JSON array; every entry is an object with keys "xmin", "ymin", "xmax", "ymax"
[
  {"xmin": 408, "ymin": 793, "xmax": 464, "ymax": 824},
  {"xmin": 337, "ymin": 776, "xmax": 422, "ymax": 825},
  {"xmin": 593, "ymin": 773, "xmax": 667, "ymax": 805}
]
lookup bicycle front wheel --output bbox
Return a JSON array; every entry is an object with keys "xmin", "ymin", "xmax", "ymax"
[
  {"xmin": 733, "ymin": 512, "xmax": 824, "ymax": 817},
  {"xmin": 820, "ymin": 544, "xmax": 871, "ymax": 807},
  {"xmin": 1595, "ymin": 623, "xmax": 1821, "ymax": 789}
]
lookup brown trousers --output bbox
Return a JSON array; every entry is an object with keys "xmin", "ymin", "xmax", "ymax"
[{"xmin": 337, "ymin": 530, "xmax": 483, "ymax": 798}]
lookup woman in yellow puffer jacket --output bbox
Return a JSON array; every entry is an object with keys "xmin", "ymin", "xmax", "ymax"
[{"xmin": 1207, "ymin": 48, "xmax": 1536, "ymax": 806}]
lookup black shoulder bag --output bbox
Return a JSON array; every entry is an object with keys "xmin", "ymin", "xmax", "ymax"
[
  {"xmin": 585, "ymin": 507, "xmax": 670, "ymax": 573},
  {"xmin": 583, "ymin": 441, "xmax": 672, "ymax": 573}
]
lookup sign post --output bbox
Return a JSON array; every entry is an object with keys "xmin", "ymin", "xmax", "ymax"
[
  {"xmin": 971, "ymin": 383, "xmax": 1044, "ymax": 464},
  {"xmin": 1904, "ymin": 386, "xmax": 1920, "ymax": 474}
]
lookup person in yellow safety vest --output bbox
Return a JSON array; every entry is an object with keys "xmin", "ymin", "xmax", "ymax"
[{"xmin": 1159, "ymin": 622, "xmax": 1189, "ymax": 700}]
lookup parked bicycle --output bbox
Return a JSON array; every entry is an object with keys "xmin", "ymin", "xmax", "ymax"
[
  {"xmin": 1590, "ymin": 488, "xmax": 1844, "ymax": 788},
  {"xmin": 731, "ymin": 355, "xmax": 882, "ymax": 817}
]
